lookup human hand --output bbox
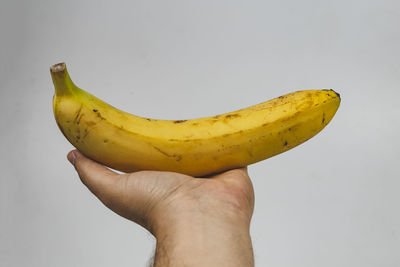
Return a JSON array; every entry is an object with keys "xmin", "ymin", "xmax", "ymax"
[{"xmin": 67, "ymin": 149, "xmax": 255, "ymax": 267}]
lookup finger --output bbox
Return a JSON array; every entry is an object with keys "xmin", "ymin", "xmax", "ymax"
[{"xmin": 67, "ymin": 149, "xmax": 121, "ymax": 200}]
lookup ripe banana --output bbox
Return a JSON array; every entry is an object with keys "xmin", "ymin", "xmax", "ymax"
[{"xmin": 51, "ymin": 62, "xmax": 340, "ymax": 177}]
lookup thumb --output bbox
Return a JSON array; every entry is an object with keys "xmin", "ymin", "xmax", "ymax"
[
  {"xmin": 67, "ymin": 150, "xmax": 154, "ymax": 229},
  {"xmin": 67, "ymin": 150, "xmax": 121, "ymax": 204}
]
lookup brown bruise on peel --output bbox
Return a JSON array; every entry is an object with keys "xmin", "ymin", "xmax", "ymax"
[
  {"xmin": 92, "ymin": 108, "xmax": 106, "ymax": 121},
  {"xmin": 83, "ymin": 128, "xmax": 89, "ymax": 139},
  {"xmin": 73, "ymin": 108, "xmax": 103, "ymax": 143},
  {"xmin": 247, "ymin": 148, "xmax": 254, "ymax": 157},
  {"xmin": 227, "ymin": 144, "xmax": 241, "ymax": 152},
  {"xmin": 173, "ymin": 120, "xmax": 187, "ymax": 124},
  {"xmin": 322, "ymin": 112, "xmax": 326, "ymax": 124},
  {"xmin": 73, "ymin": 105, "xmax": 83, "ymax": 124},
  {"xmin": 224, "ymin": 113, "xmax": 241, "ymax": 119},
  {"xmin": 76, "ymin": 113, "xmax": 84, "ymax": 125},
  {"xmin": 68, "ymin": 106, "xmax": 104, "ymax": 144},
  {"xmin": 86, "ymin": 121, "xmax": 97, "ymax": 127},
  {"xmin": 96, "ymin": 111, "xmax": 105, "ymax": 121},
  {"xmin": 296, "ymin": 100, "xmax": 314, "ymax": 111},
  {"xmin": 74, "ymin": 127, "xmax": 81, "ymax": 143},
  {"xmin": 152, "ymin": 146, "xmax": 182, "ymax": 161}
]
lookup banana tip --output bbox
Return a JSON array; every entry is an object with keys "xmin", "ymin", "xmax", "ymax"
[
  {"xmin": 50, "ymin": 62, "xmax": 66, "ymax": 73},
  {"xmin": 323, "ymin": 89, "xmax": 340, "ymax": 99},
  {"xmin": 331, "ymin": 89, "xmax": 341, "ymax": 99}
]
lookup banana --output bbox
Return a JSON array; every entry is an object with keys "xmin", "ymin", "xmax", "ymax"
[{"xmin": 51, "ymin": 62, "xmax": 340, "ymax": 177}]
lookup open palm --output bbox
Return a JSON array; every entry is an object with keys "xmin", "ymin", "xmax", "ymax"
[{"xmin": 68, "ymin": 149, "xmax": 255, "ymax": 234}]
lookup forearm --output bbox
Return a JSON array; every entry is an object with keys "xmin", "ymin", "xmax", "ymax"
[{"xmin": 152, "ymin": 213, "xmax": 254, "ymax": 267}]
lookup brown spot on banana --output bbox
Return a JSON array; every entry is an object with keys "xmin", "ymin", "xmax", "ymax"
[
  {"xmin": 173, "ymin": 120, "xmax": 187, "ymax": 124},
  {"xmin": 73, "ymin": 105, "xmax": 83, "ymax": 123},
  {"xmin": 83, "ymin": 128, "xmax": 89, "ymax": 139},
  {"xmin": 296, "ymin": 100, "xmax": 314, "ymax": 111},
  {"xmin": 86, "ymin": 121, "xmax": 97, "ymax": 127},
  {"xmin": 224, "ymin": 113, "xmax": 240, "ymax": 119},
  {"xmin": 96, "ymin": 111, "xmax": 105, "ymax": 120},
  {"xmin": 76, "ymin": 113, "xmax": 84, "ymax": 125},
  {"xmin": 152, "ymin": 146, "xmax": 182, "ymax": 161}
]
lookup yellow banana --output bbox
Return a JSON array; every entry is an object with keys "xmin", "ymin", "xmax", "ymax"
[{"xmin": 51, "ymin": 62, "xmax": 340, "ymax": 177}]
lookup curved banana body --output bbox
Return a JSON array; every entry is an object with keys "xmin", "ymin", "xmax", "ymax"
[{"xmin": 51, "ymin": 63, "xmax": 340, "ymax": 176}]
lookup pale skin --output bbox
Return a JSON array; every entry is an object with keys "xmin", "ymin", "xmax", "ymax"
[{"xmin": 67, "ymin": 149, "xmax": 255, "ymax": 267}]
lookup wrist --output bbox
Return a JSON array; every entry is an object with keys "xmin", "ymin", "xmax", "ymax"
[
  {"xmin": 152, "ymin": 207, "xmax": 253, "ymax": 267},
  {"xmin": 153, "ymin": 205, "xmax": 254, "ymax": 267},
  {"xmin": 154, "ymin": 208, "xmax": 251, "ymax": 238},
  {"xmin": 150, "ymin": 198, "xmax": 252, "ymax": 237}
]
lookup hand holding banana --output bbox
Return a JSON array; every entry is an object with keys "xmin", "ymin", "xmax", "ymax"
[{"xmin": 51, "ymin": 63, "xmax": 340, "ymax": 176}]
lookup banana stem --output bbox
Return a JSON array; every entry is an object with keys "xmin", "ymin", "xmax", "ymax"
[{"xmin": 50, "ymin": 62, "xmax": 75, "ymax": 96}]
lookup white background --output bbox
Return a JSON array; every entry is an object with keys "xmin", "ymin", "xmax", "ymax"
[{"xmin": 1, "ymin": 0, "xmax": 399, "ymax": 266}]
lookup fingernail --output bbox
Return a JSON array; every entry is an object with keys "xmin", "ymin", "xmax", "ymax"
[{"xmin": 67, "ymin": 150, "xmax": 77, "ymax": 165}]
